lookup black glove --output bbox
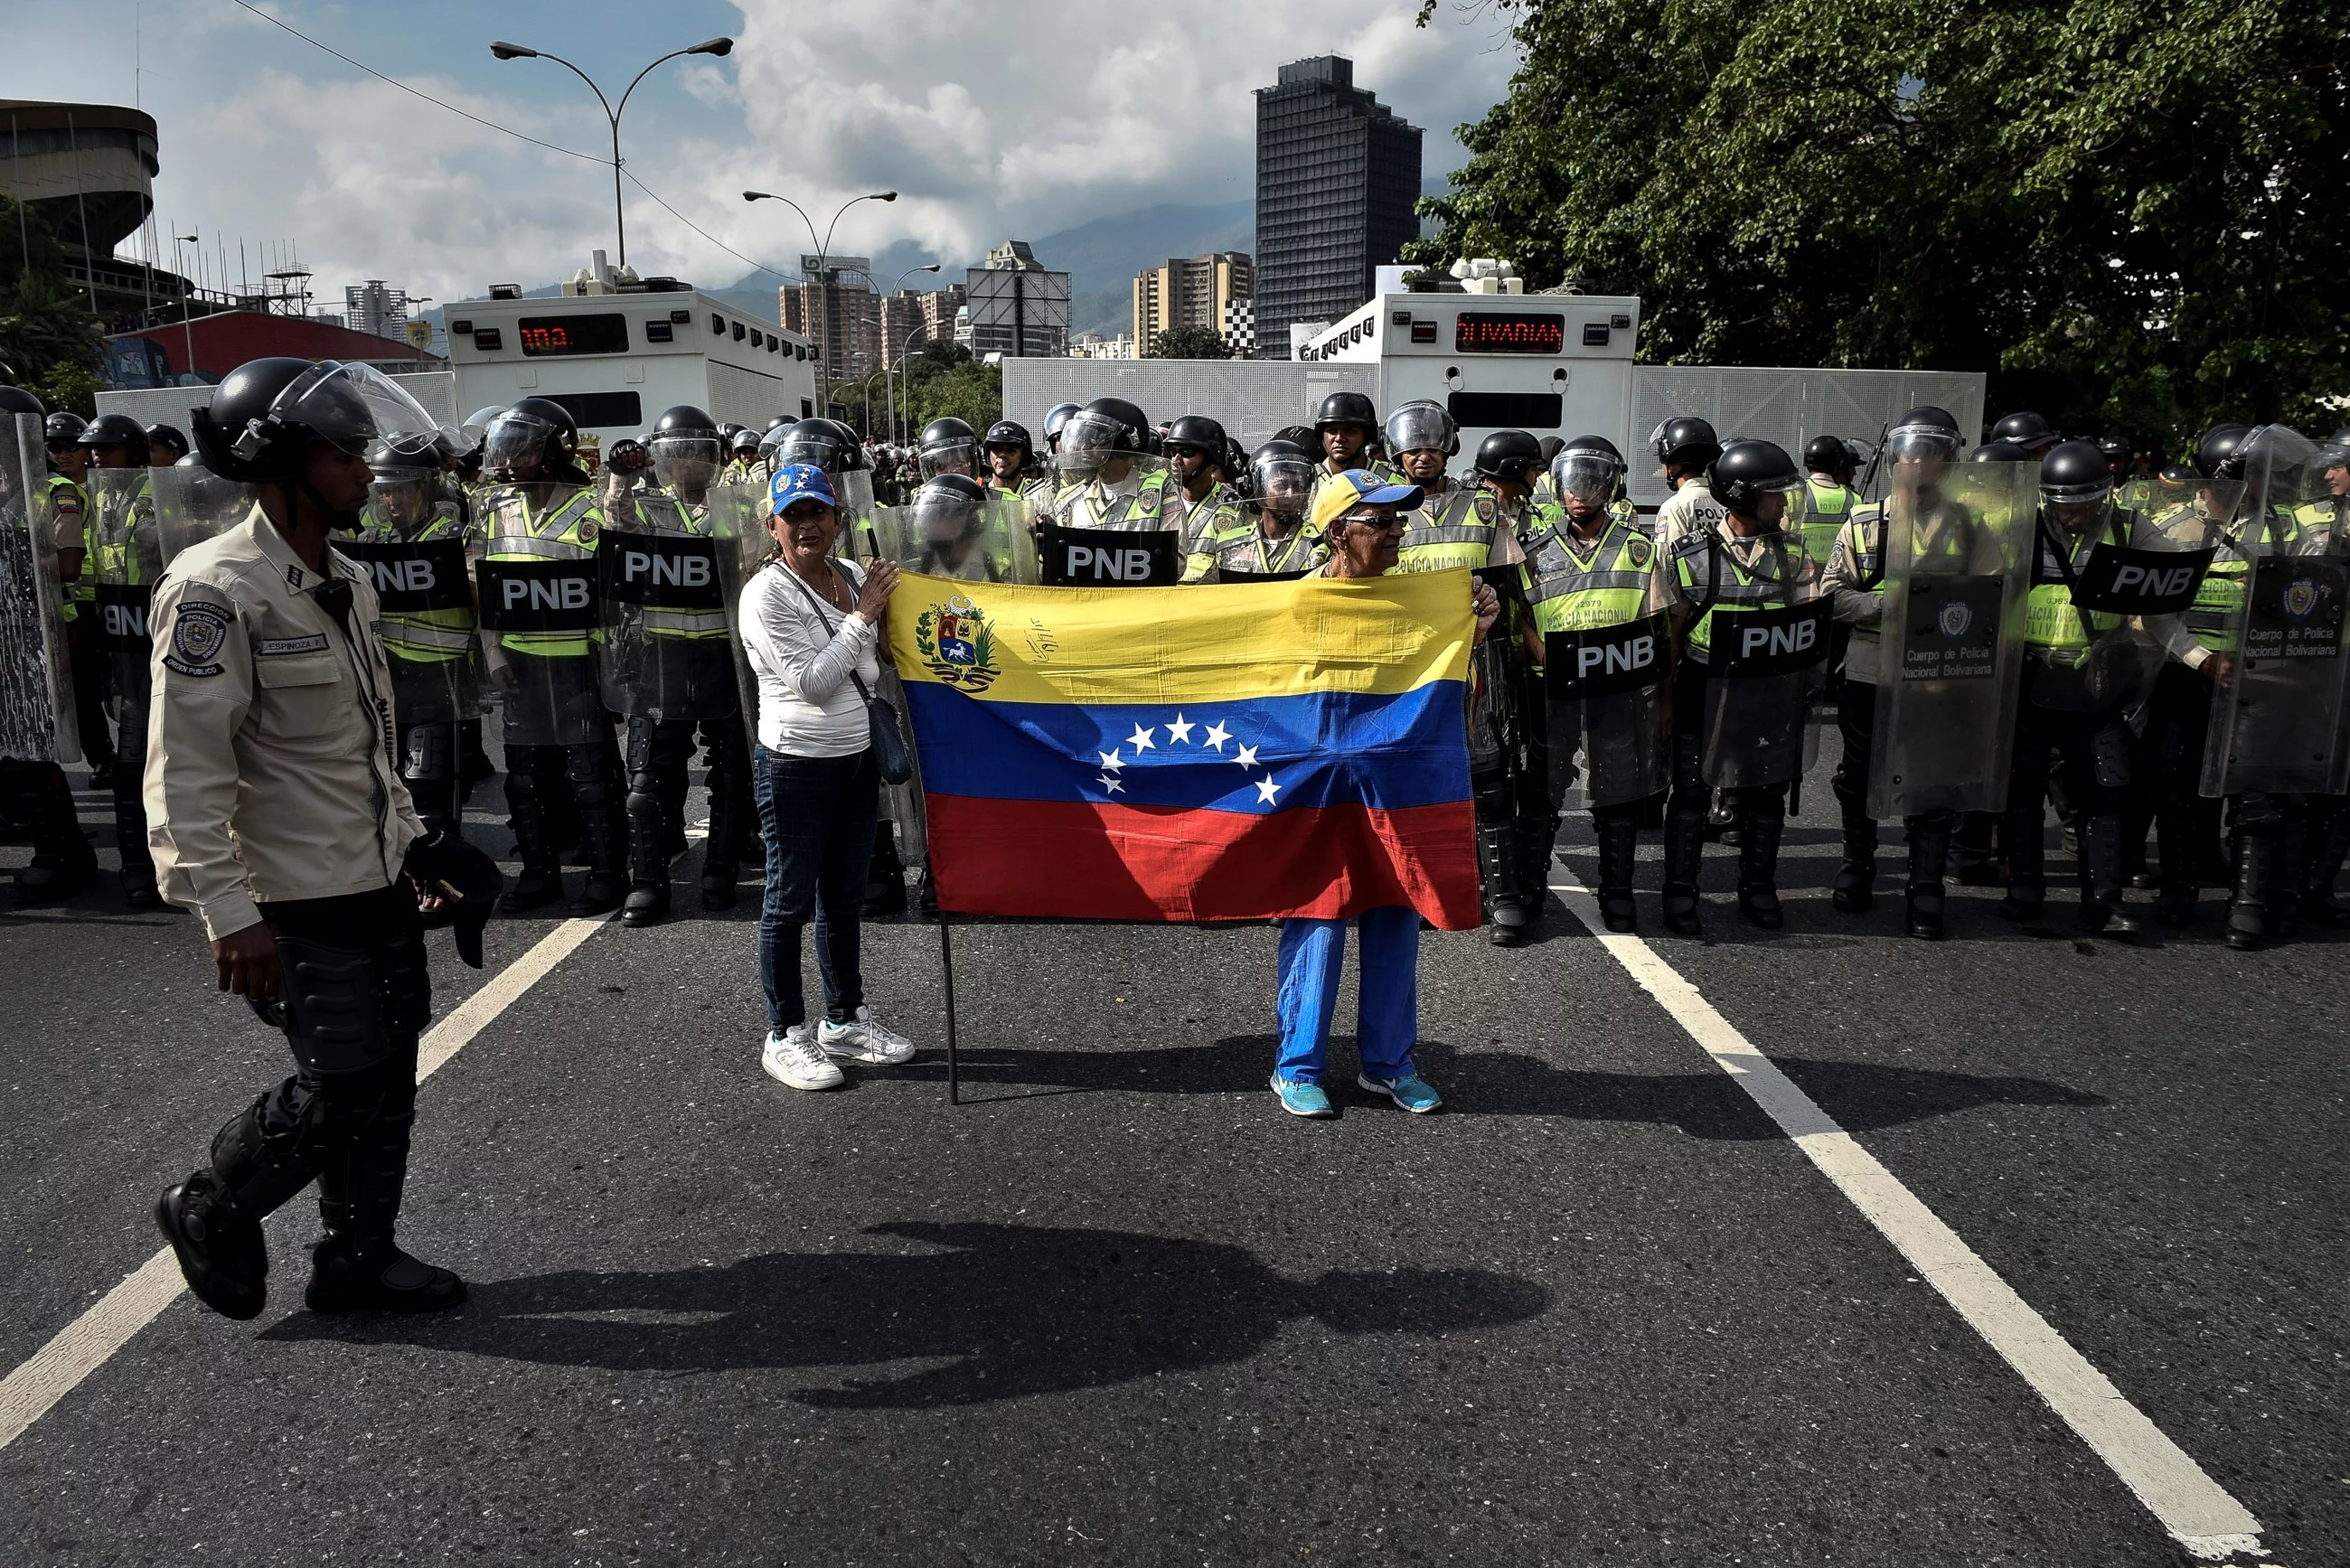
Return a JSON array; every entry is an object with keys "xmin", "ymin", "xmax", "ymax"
[{"xmin": 405, "ymin": 828, "xmax": 503, "ymax": 968}]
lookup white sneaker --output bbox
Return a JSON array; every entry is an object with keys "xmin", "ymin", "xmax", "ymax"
[
  {"xmin": 761, "ymin": 1024, "xmax": 844, "ymax": 1091},
  {"xmin": 818, "ymin": 1007, "xmax": 916, "ymax": 1065}
]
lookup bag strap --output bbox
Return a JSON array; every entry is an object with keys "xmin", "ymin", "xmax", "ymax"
[{"xmin": 781, "ymin": 559, "xmax": 879, "ymax": 706}]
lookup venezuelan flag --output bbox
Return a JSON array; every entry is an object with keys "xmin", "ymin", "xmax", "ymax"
[{"xmin": 887, "ymin": 570, "xmax": 1480, "ymax": 927}]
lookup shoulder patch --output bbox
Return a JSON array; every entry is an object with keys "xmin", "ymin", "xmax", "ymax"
[
  {"xmin": 577, "ymin": 517, "xmax": 599, "ymax": 546},
  {"xmin": 163, "ymin": 599, "xmax": 233, "ymax": 677},
  {"xmin": 1671, "ymin": 530, "xmax": 1712, "ymax": 556},
  {"xmin": 1627, "ymin": 536, "xmax": 1654, "ymax": 568}
]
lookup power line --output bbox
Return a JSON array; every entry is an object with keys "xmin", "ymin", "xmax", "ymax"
[
  {"xmin": 225, "ymin": 0, "xmax": 603, "ymax": 164},
  {"xmin": 623, "ymin": 173, "xmax": 794, "ymax": 281}
]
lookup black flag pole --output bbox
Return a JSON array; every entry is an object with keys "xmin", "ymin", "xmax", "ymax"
[{"xmin": 936, "ymin": 906, "xmax": 960, "ymax": 1104}]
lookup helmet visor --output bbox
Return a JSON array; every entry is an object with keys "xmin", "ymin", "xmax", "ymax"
[
  {"xmin": 266, "ymin": 361, "xmax": 447, "ymax": 458},
  {"xmin": 776, "ymin": 427, "xmax": 849, "ymax": 475},
  {"xmin": 1553, "ymin": 451, "xmax": 1623, "ymax": 504},
  {"xmin": 920, "ymin": 437, "xmax": 978, "ymax": 480},
  {"xmin": 483, "ymin": 410, "xmax": 556, "ymax": 474},
  {"xmin": 652, "ymin": 434, "xmax": 722, "ymax": 492},
  {"xmin": 1055, "ymin": 410, "xmax": 1133, "ymax": 474},
  {"xmin": 1885, "ymin": 422, "xmax": 1962, "ymax": 463},
  {"xmin": 1252, "ymin": 452, "xmax": 1316, "ymax": 517},
  {"xmin": 1385, "ymin": 404, "xmax": 1454, "ymax": 457},
  {"xmin": 2041, "ymin": 470, "xmax": 2113, "ymax": 507},
  {"xmin": 913, "ymin": 484, "xmax": 983, "ymax": 545},
  {"xmin": 367, "ymin": 472, "xmax": 438, "ymax": 522}
]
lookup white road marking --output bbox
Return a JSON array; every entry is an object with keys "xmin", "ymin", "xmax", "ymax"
[
  {"xmin": 1549, "ymin": 878, "xmax": 2267, "ymax": 1563},
  {"xmin": 0, "ymin": 913, "xmax": 611, "ymax": 1453}
]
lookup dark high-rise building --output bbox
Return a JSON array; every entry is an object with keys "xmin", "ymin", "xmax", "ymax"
[{"xmin": 1254, "ymin": 57, "xmax": 1422, "ymax": 357}]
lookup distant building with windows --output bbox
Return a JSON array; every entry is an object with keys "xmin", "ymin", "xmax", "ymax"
[
  {"xmin": 959, "ymin": 239, "xmax": 1070, "ymax": 359},
  {"xmin": 1132, "ymin": 251, "xmax": 1255, "ymax": 358},
  {"xmin": 1254, "ymin": 57, "xmax": 1421, "ymax": 355}
]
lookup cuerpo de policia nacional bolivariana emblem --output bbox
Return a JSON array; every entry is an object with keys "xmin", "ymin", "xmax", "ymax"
[{"xmin": 915, "ymin": 595, "xmax": 1001, "ymax": 692}]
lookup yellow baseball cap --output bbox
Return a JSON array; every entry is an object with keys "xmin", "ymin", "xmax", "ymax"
[{"xmin": 1307, "ymin": 468, "xmax": 1424, "ymax": 537}]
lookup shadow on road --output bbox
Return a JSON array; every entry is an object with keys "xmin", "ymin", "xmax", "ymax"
[
  {"xmin": 261, "ymin": 1220, "xmax": 1549, "ymax": 1407},
  {"xmin": 887, "ymin": 1038, "xmax": 2102, "ymax": 1138}
]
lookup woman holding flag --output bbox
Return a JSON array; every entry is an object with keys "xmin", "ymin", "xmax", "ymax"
[{"xmin": 1269, "ymin": 471, "xmax": 1503, "ymax": 1119}]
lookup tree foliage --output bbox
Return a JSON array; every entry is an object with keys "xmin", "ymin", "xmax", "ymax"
[
  {"xmin": 0, "ymin": 196, "xmax": 102, "ymax": 416},
  {"xmin": 830, "ymin": 339, "xmax": 1003, "ymax": 438},
  {"xmin": 1145, "ymin": 324, "xmax": 1234, "ymax": 361},
  {"xmin": 1410, "ymin": 0, "xmax": 2349, "ymax": 450}
]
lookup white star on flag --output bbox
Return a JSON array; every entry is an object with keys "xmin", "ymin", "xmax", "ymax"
[
  {"xmin": 1127, "ymin": 724, "xmax": 1156, "ymax": 752},
  {"xmin": 1096, "ymin": 749, "xmax": 1124, "ymax": 772},
  {"xmin": 1255, "ymin": 777, "xmax": 1282, "ymax": 805},
  {"xmin": 1232, "ymin": 743, "xmax": 1259, "ymax": 769},
  {"xmin": 1202, "ymin": 721, "xmax": 1230, "ymax": 751},
  {"xmin": 1165, "ymin": 713, "xmax": 1195, "ymax": 744},
  {"xmin": 1097, "ymin": 774, "xmax": 1124, "ymax": 794}
]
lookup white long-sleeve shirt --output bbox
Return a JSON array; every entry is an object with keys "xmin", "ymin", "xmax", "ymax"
[{"xmin": 738, "ymin": 557, "xmax": 879, "ymax": 757}]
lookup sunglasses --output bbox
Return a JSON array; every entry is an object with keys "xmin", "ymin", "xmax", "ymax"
[{"xmin": 1340, "ymin": 511, "xmax": 1405, "ymax": 532}]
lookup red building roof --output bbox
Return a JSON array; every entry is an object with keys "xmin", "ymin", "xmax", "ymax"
[{"xmin": 119, "ymin": 310, "xmax": 443, "ymax": 381}]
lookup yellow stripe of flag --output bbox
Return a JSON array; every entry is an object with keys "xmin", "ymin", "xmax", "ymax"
[{"xmin": 886, "ymin": 569, "xmax": 1476, "ymax": 706}]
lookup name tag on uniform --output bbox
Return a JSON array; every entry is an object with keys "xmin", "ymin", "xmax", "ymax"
[{"xmin": 256, "ymin": 634, "xmax": 330, "ymax": 656}]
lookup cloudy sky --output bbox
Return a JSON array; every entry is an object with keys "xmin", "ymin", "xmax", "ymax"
[{"xmin": 16, "ymin": 0, "xmax": 1520, "ymax": 305}]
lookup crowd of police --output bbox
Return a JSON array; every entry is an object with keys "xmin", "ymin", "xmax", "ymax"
[{"xmin": 5, "ymin": 377, "xmax": 2349, "ymax": 958}]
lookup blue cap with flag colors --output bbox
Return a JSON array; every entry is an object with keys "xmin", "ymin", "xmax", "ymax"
[
  {"xmin": 769, "ymin": 462, "xmax": 838, "ymax": 515},
  {"xmin": 1308, "ymin": 468, "xmax": 1424, "ymax": 536}
]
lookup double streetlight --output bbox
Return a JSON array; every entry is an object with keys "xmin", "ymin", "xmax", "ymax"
[
  {"xmin": 740, "ymin": 189, "xmax": 898, "ymax": 280},
  {"xmin": 491, "ymin": 35, "xmax": 735, "ymax": 270}
]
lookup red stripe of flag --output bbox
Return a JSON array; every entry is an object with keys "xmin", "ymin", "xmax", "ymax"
[{"xmin": 924, "ymin": 795, "xmax": 1480, "ymax": 928}]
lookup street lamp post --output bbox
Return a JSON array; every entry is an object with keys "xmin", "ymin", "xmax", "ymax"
[
  {"xmin": 491, "ymin": 36, "xmax": 735, "ymax": 271},
  {"xmin": 172, "ymin": 231, "xmax": 199, "ymax": 383},
  {"xmin": 843, "ymin": 264, "xmax": 941, "ymax": 446}
]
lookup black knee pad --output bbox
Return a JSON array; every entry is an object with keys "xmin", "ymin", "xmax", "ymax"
[
  {"xmin": 401, "ymin": 721, "xmax": 456, "ymax": 783},
  {"xmin": 271, "ymin": 931, "xmax": 429, "ymax": 1077}
]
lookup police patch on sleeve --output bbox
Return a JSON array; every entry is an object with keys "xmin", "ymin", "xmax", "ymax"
[
  {"xmin": 1628, "ymin": 536, "xmax": 1653, "ymax": 569},
  {"xmin": 163, "ymin": 600, "xmax": 233, "ymax": 677}
]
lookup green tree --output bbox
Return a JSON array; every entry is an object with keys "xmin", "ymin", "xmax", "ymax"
[
  {"xmin": 899, "ymin": 338, "xmax": 1002, "ymax": 432},
  {"xmin": 1145, "ymin": 324, "xmax": 1233, "ymax": 361},
  {"xmin": 1411, "ymin": 0, "xmax": 2349, "ymax": 451},
  {"xmin": 0, "ymin": 196, "xmax": 102, "ymax": 414}
]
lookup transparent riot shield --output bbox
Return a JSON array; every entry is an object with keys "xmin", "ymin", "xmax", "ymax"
[
  {"xmin": 1545, "ymin": 612, "xmax": 1671, "ymax": 810},
  {"xmin": 1048, "ymin": 454, "xmax": 1178, "ymax": 532},
  {"xmin": 0, "ymin": 414, "xmax": 78, "ymax": 762},
  {"xmin": 472, "ymin": 480, "xmax": 606, "ymax": 748},
  {"xmin": 2026, "ymin": 498, "xmax": 2216, "ymax": 715},
  {"xmin": 349, "ymin": 492, "xmax": 478, "ymax": 728},
  {"xmin": 2200, "ymin": 427, "xmax": 2350, "ymax": 795},
  {"xmin": 707, "ymin": 480, "xmax": 775, "ymax": 754},
  {"xmin": 1698, "ymin": 537, "xmax": 1828, "ymax": 789},
  {"xmin": 870, "ymin": 495, "xmax": 1039, "ymax": 585},
  {"xmin": 1867, "ymin": 461, "xmax": 2036, "ymax": 817},
  {"xmin": 87, "ymin": 467, "xmax": 164, "ymax": 718},
  {"xmin": 153, "ymin": 463, "xmax": 258, "ymax": 567},
  {"xmin": 596, "ymin": 487, "xmax": 737, "ymax": 723}
]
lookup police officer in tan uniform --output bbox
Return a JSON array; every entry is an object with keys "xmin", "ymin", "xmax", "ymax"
[{"xmin": 149, "ymin": 358, "xmax": 497, "ymax": 1322}]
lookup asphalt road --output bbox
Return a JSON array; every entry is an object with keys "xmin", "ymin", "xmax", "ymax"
[{"xmin": 0, "ymin": 741, "xmax": 2341, "ymax": 1568}]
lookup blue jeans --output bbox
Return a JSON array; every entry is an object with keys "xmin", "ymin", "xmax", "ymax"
[
  {"xmin": 755, "ymin": 744, "xmax": 879, "ymax": 1032},
  {"xmin": 1274, "ymin": 906, "xmax": 1421, "ymax": 1085}
]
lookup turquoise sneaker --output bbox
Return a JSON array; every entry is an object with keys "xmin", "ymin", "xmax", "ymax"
[
  {"xmin": 1270, "ymin": 1075, "xmax": 1335, "ymax": 1118},
  {"xmin": 1358, "ymin": 1071, "xmax": 1443, "ymax": 1113}
]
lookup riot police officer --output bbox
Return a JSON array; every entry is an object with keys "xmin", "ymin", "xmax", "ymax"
[
  {"xmin": 352, "ymin": 438, "xmax": 478, "ymax": 851},
  {"xmin": 43, "ymin": 412, "xmax": 112, "ymax": 789},
  {"xmin": 1650, "ymin": 416, "xmax": 1725, "ymax": 552},
  {"xmin": 81, "ymin": 413, "xmax": 164, "ymax": 908},
  {"xmin": 1187, "ymin": 441, "xmax": 1329, "ymax": 581},
  {"xmin": 1471, "ymin": 429, "xmax": 1545, "ymax": 538},
  {"xmin": 153, "ymin": 355, "xmax": 494, "ymax": 1319},
  {"xmin": 1048, "ymin": 397, "xmax": 1183, "ymax": 533},
  {"xmin": 1039, "ymin": 401, "xmax": 1082, "ymax": 462},
  {"xmin": 723, "ymin": 427, "xmax": 762, "ymax": 484},
  {"xmin": 476, "ymin": 398, "xmax": 625, "ymax": 915},
  {"xmin": 1796, "ymin": 435, "xmax": 1858, "ymax": 567},
  {"xmin": 1389, "ymin": 401, "xmax": 1513, "ymax": 574},
  {"xmin": 1989, "ymin": 410, "xmax": 2062, "ymax": 458},
  {"xmin": 916, "ymin": 417, "xmax": 981, "ymax": 482},
  {"xmin": 1662, "ymin": 440, "xmax": 1825, "ymax": 933},
  {"xmin": 1163, "ymin": 413, "xmax": 1244, "ymax": 566},
  {"xmin": 1522, "ymin": 436, "xmax": 1669, "ymax": 932},
  {"xmin": 0, "ymin": 385, "xmax": 95, "ymax": 903},
  {"xmin": 1308, "ymin": 391, "xmax": 1386, "ymax": 516}
]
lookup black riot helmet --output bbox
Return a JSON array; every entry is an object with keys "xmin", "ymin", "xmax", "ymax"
[
  {"xmin": 1384, "ymin": 399, "xmax": 1457, "ymax": 459},
  {"xmin": 0, "ymin": 385, "xmax": 44, "ymax": 419},
  {"xmin": 1313, "ymin": 390, "xmax": 1378, "ymax": 439},
  {"xmin": 1040, "ymin": 401, "xmax": 1083, "ymax": 453},
  {"xmin": 1989, "ymin": 410, "xmax": 2058, "ymax": 454},
  {"xmin": 482, "ymin": 395, "xmax": 584, "ymax": 482},
  {"xmin": 912, "ymin": 472, "xmax": 989, "ymax": 548},
  {"xmin": 1057, "ymin": 397, "xmax": 1152, "ymax": 475},
  {"xmin": 982, "ymin": 419, "xmax": 1033, "ymax": 463},
  {"xmin": 43, "ymin": 410, "xmax": 87, "ymax": 448},
  {"xmin": 2039, "ymin": 440, "xmax": 2112, "ymax": 506},
  {"xmin": 728, "ymin": 427, "xmax": 761, "ymax": 459},
  {"xmin": 1472, "ymin": 428, "xmax": 1545, "ymax": 484},
  {"xmin": 1164, "ymin": 413, "xmax": 1227, "ymax": 458},
  {"xmin": 1801, "ymin": 434, "xmax": 1855, "ymax": 478},
  {"xmin": 653, "ymin": 403, "xmax": 719, "ymax": 442},
  {"xmin": 80, "ymin": 411, "xmax": 152, "ymax": 466},
  {"xmin": 1250, "ymin": 440, "xmax": 1317, "ymax": 521},
  {"xmin": 649, "ymin": 404, "xmax": 722, "ymax": 493},
  {"xmin": 1967, "ymin": 440, "xmax": 2031, "ymax": 464},
  {"xmin": 2095, "ymin": 430, "xmax": 2134, "ymax": 463},
  {"xmin": 918, "ymin": 416, "xmax": 981, "ymax": 479},
  {"xmin": 145, "ymin": 422, "xmax": 191, "ymax": 465},
  {"xmin": 1650, "ymin": 415, "xmax": 1720, "ymax": 472},
  {"xmin": 1706, "ymin": 438, "xmax": 1804, "ymax": 516},
  {"xmin": 2317, "ymin": 429, "xmax": 2350, "ymax": 475},
  {"xmin": 1885, "ymin": 405, "xmax": 1964, "ymax": 464},
  {"xmin": 2193, "ymin": 423, "xmax": 2251, "ymax": 481},
  {"xmin": 776, "ymin": 418, "xmax": 866, "ymax": 476},
  {"xmin": 1551, "ymin": 433, "xmax": 1627, "ymax": 509},
  {"xmin": 193, "ymin": 356, "xmax": 445, "ymax": 528}
]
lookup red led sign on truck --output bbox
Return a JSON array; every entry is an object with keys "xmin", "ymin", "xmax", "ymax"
[
  {"xmin": 515, "ymin": 314, "xmax": 630, "ymax": 356},
  {"xmin": 1452, "ymin": 312, "xmax": 1565, "ymax": 353}
]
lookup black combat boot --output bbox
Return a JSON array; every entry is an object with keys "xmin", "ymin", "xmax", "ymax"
[
  {"xmin": 114, "ymin": 760, "xmax": 160, "ymax": 910},
  {"xmin": 498, "ymin": 761, "xmax": 563, "ymax": 912},
  {"xmin": 1594, "ymin": 812, "xmax": 1640, "ymax": 934},
  {"xmin": 620, "ymin": 766, "xmax": 671, "ymax": 929},
  {"xmin": 1832, "ymin": 812, "xmax": 1877, "ymax": 914},
  {"xmin": 8, "ymin": 762, "xmax": 96, "ymax": 905},
  {"xmin": 568, "ymin": 749, "xmax": 628, "ymax": 916},
  {"xmin": 1661, "ymin": 803, "xmax": 1706, "ymax": 936},
  {"xmin": 305, "ymin": 1102, "xmax": 465, "ymax": 1315},
  {"xmin": 1904, "ymin": 816, "xmax": 1952, "ymax": 941},
  {"xmin": 1480, "ymin": 822, "xmax": 1528, "ymax": 946},
  {"xmin": 2223, "ymin": 824, "xmax": 2275, "ymax": 951},
  {"xmin": 2075, "ymin": 816, "xmax": 2145, "ymax": 939},
  {"xmin": 1735, "ymin": 802, "xmax": 1785, "ymax": 929},
  {"xmin": 154, "ymin": 1094, "xmax": 321, "ymax": 1321}
]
